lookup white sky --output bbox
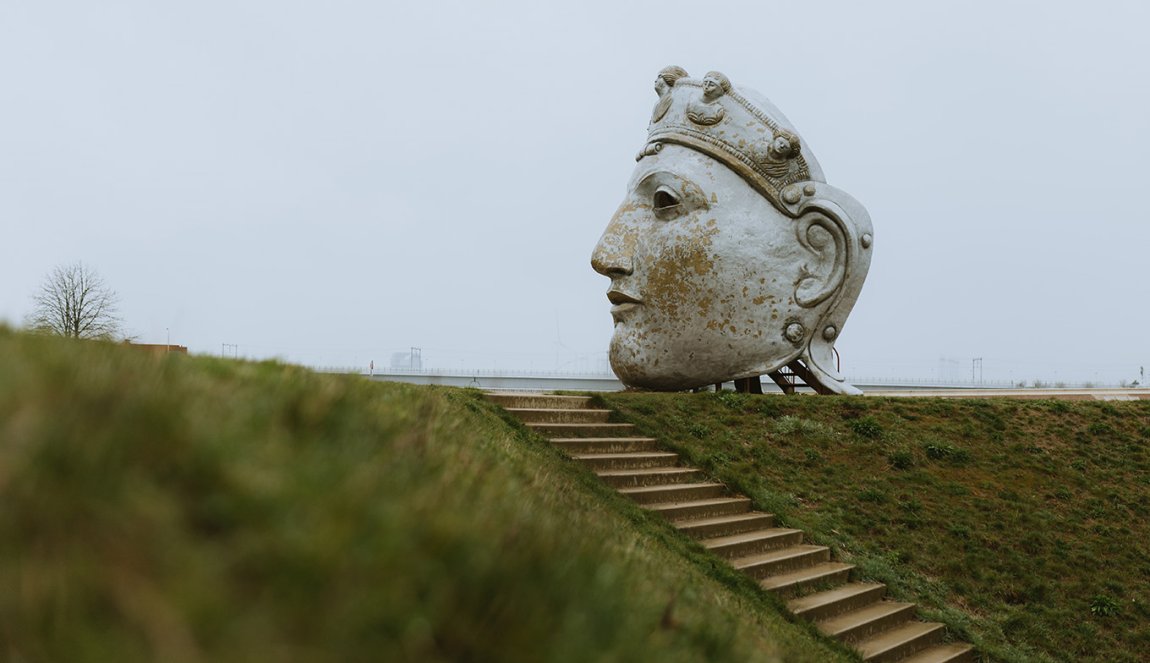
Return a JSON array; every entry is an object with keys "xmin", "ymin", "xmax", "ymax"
[{"xmin": 2, "ymin": 0, "xmax": 1148, "ymax": 385}]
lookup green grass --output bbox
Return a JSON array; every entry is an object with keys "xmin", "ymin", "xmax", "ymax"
[
  {"xmin": 598, "ymin": 391, "xmax": 1150, "ymax": 663},
  {"xmin": 0, "ymin": 330, "xmax": 852, "ymax": 663}
]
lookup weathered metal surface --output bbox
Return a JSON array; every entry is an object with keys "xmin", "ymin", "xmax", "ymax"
[{"xmin": 592, "ymin": 67, "xmax": 873, "ymax": 394}]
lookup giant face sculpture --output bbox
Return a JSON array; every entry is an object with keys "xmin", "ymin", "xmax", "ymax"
[{"xmin": 591, "ymin": 68, "xmax": 873, "ymax": 394}]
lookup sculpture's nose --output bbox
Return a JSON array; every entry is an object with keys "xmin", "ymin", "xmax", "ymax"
[
  {"xmin": 591, "ymin": 246, "xmax": 632, "ymax": 277},
  {"xmin": 591, "ymin": 210, "xmax": 636, "ymax": 277}
]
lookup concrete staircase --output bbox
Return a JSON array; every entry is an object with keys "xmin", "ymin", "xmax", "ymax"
[{"xmin": 487, "ymin": 392, "xmax": 975, "ymax": 663}]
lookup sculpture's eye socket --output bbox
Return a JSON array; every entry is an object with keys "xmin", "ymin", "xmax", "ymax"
[{"xmin": 653, "ymin": 186, "xmax": 681, "ymax": 218}]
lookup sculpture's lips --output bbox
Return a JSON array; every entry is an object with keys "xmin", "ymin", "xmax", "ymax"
[
  {"xmin": 608, "ymin": 289, "xmax": 642, "ymax": 324},
  {"xmin": 607, "ymin": 290, "xmax": 642, "ymax": 306}
]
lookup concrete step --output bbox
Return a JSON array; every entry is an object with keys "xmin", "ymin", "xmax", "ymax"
[
  {"xmin": 551, "ymin": 437, "xmax": 659, "ymax": 454},
  {"xmin": 573, "ymin": 451, "xmax": 679, "ymax": 471},
  {"xmin": 856, "ymin": 621, "xmax": 945, "ymax": 663},
  {"xmin": 527, "ymin": 422, "xmax": 636, "ymax": 438},
  {"xmin": 732, "ymin": 544, "xmax": 830, "ymax": 580},
  {"xmin": 760, "ymin": 562, "xmax": 854, "ymax": 596},
  {"xmin": 619, "ymin": 482, "xmax": 727, "ymax": 505},
  {"xmin": 788, "ymin": 582, "xmax": 888, "ymax": 622},
  {"xmin": 506, "ymin": 407, "xmax": 612, "ymax": 424},
  {"xmin": 701, "ymin": 528, "xmax": 804, "ymax": 560},
  {"xmin": 677, "ymin": 512, "xmax": 777, "ymax": 539},
  {"xmin": 819, "ymin": 601, "xmax": 916, "ymax": 644},
  {"xmin": 485, "ymin": 393, "xmax": 593, "ymax": 410},
  {"xmin": 596, "ymin": 467, "xmax": 707, "ymax": 488},
  {"xmin": 646, "ymin": 496, "xmax": 752, "ymax": 521},
  {"xmin": 900, "ymin": 643, "xmax": 976, "ymax": 663}
]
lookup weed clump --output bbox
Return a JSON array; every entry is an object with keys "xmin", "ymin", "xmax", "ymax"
[
  {"xmin": 1087, "ymin": 422, "xmax": 1116, "ymax": 438},
  {"xmin": 857, "ymin": 486, "xmax": 889, "ymax": 504},
  {"xmin": 1091, "ymin": 595, "xmax": 1120, "ymax": 617},
  {"xmin": 923, "ymin": 441, "xmax": 971, "ymax": 465},
  {"xmin": 773, "ymin": 415, "xmax": 836, "ymax": 441},
  {"xmin": 714, "ymin": 390, "xmax": 744, "ymax": 410},
  {"xmin": 848, "ymin": 416, "xmax": 883, "ymax": 439},
  {"xmin": 758, "ymin": 398, "xmax": 783, "ymax": 418},
  {"xmin": 888, "ymin": 448, "xmax": 914, "ymax": 470}
]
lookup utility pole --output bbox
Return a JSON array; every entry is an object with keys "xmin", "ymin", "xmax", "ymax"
[{"xmin": 972, "ymin": 357, "xmax": 983, "ymax": 385}]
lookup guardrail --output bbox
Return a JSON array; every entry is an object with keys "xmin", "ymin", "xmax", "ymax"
[{"xmin": 315, "ymin": 367, "xmax": 1140, "ymax": 393}]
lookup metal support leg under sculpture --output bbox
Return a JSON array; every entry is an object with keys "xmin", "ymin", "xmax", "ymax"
[
  {"xmin": 734, "ymin": 377, "xmax": 763, "ymax": 394},
  {"xmin": 766, "ymin": 359, "xmax": 843, "ymax": 395}
]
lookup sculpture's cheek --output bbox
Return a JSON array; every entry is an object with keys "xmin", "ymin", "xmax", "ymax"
[
  {"xmin": 639, "ymin": 216, "xmax": 784, "ymax": 342},
  {"xmin": 642, "ymin": 218, "xmax": 719, "ymax": 323}
]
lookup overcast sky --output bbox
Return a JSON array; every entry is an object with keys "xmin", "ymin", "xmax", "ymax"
[{"xmin": 2, "ymin": 1, "xmax": 1148, "ymax": 385}]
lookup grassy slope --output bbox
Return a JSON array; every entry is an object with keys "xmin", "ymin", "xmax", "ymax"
[
  {"xmin": 0, "ymin": 331, "xmax": 851, "ymax": 663},
  {"xmin": 598, "ymin": 391, "xmax": 1150, "ymax": 663}
]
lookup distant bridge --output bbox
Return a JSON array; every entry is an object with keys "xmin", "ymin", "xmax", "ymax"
[
  {"xmin": 362, "ymin": 369, "xmax": 622, "ymax": 392},
  {"xmin": 347, "ymin": 369, "xmax": 1150, "ymax": 400}
]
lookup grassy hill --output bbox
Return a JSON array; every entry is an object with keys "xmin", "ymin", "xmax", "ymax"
[
  {"xmin": 598, "ymin": 391, "xmax": 1150, "ymax": 663},
  {"xmin": 0, "ymin": 331, "xmax": 850, "ymax": 663}
]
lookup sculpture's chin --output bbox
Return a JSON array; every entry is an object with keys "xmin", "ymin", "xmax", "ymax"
[
  {"xmin": 610, "ymin": 360, "xmax": 702, "ymax": 391},
  {"xmin": 611, "ymin": 363, "xmax": 685, "ymax": 391},
  {"xmin": 608, "ymin": 331, "xmax": 700, "ymax": 390},
  {"xmin": 609, "ymin": 326, "xmax": 801, "ymax": 391}
]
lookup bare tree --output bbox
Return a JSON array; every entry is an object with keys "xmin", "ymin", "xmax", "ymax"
[{"xmin": 27, "ymin": 262, "xmax": 122, "ymax": 339}]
